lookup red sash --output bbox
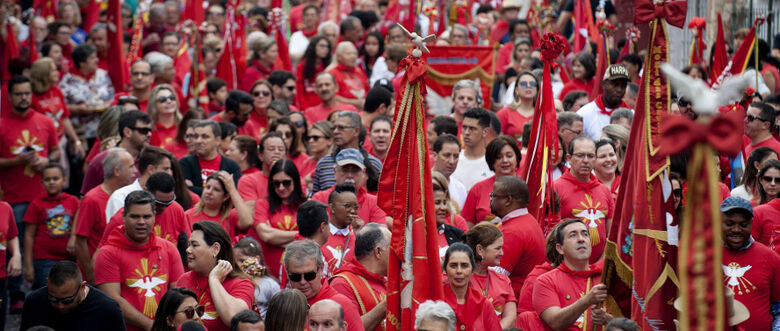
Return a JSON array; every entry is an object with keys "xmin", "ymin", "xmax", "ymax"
[{"xmin": 331, "ymin": 271, "xmax": 382, "ymax": 315}]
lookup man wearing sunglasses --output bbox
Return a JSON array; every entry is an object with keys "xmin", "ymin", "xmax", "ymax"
[
  {"xmin": 210, "ymin": 91, "xmax": 255, "ymax": 132},
  {"xmin": 576, "ymin": 64, "xmax": 632, "ymax": 141},
  {"xmin": 95, "ymin": 191, "xmax": 185, "ymax": 331},
  {"xmin": 744, "ymin": 102, "xmax": 780, "ymax": 162},
  {"xmin": 269, "ymin": 70, "xmax": 299, "ymax": 110},
  {"xmin": 283, "ymin": 240, "xmax": 364, "ymax": 331},
  {"xmin": 21, "ymin": 261, "xmax": 125, "ymax": 330},
  {"xmin": 113, "ymin": 60, "xmax": 155, "ymax": 112}
]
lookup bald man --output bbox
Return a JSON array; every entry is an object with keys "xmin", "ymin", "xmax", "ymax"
[
  {"xmin": 328, "ymin": 42, "xmax": 370, "ymax": 110},
  {"xmin": 309, "ymin": 299, "xmax": 348, "ymax": 331}
]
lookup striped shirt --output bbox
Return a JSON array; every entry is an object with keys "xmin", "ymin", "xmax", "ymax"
[{"xmin": 311, "ymin": 148, "xmax": 383, "ymax": 193}]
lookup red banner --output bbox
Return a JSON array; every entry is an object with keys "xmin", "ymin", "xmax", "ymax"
[
  {"xmin": 423, "ymin": 45, "xmax": 494, "ymax": 112},
  {"xmin": 106, "ymin": 0, "xmax": 126, "ymax": 92},
  {"xmin": 710, "ymin": 13, "xmax": 728, "ymax": 85}
]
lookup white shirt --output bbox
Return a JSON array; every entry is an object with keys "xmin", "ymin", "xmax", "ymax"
[
  {"xmin": 448, "ymin": 176, "xmax": 468, "ymax": 213},
  {"xmin": 329, "ymin": 222, "xmax": 350, "ymax": 236},
  {"xmin": 288, "ymin": 31, "xmax": 310, "ymax": 60},
  {"xmin": 369, "ymin": 56, "xmax": 394, "ymax": 87},
  {"xmin": 105, "ymin": 179, "xmax": 143, "ymax": 222},
  {"xmin": 577, "ymin": 100, "xmax": 633, "ymax": 141},
  {"xmin": 451, "ymin": 150, "xmax": 494, "ymax": 191}
]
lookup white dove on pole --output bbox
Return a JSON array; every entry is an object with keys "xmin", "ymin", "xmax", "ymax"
[
  {"xmin": 660, "ymin": 63, "xmax": 752, "ymax": 114},
  {"xmin": 396, "ymin": 23, "xmax": 436, "ymax": 57}
]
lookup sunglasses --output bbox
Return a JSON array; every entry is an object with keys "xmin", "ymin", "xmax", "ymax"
[
  {"xmin": 308, "ymin": 135, "xmax": 325, "ymax": 141},
  {"xmin": 253, "ymin": 90, "xmax": 271, "ymax": 97},
  {"xmin": 48, "ymin": 286, "xmax": 81, "ymax": 304},
  {"xmin": 272, "ymin": 179, "xmax": 293, "ymax": 188},
  {"xmin": 157, "ymin": 95, "xmax": 176, "ymax": 103},
  {"xmin": 762, "ymin": 175, "xmax": 780, "ymax": 184},
  {"xmin": 293, "ymin": 120, "xmax": 305, "ymax": 128},
  {"xmin": 177, "ymin": 305, "xmax": 206, "ymax": 319},
  {"xmin": 288, "ymin": 271, "xmax": 317, "ymax": 282},
  {"xmin": 284, "ymin": 85, "xmax": 296, "ymax": 91},
  {"xmin": 131, "ymin": 127, "xmax": 153, "ymax": 135},
  {"xmin": 677, "ymin": 99, "xmax": 690, "ymax": 107},
  {"xmin": 278, "ymin": 131, "xmax": 292, "ymax": 138},
  {"xmin": 154, "ymin": 193, "xmax": 176, "ymax": 207},
  {"xmin": 673, "ymin": 188, "xmax": 682, "ymax": 198},
  {"xmin": 746, "ymin": 114, "xmax": 769, "ymax": 123},
  {"xmin": 518, "ymin": 81, "xmax": 537, "ymax": 89}
]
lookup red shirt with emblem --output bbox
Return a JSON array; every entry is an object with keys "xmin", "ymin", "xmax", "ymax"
[
  {"xmin": 308, "ymin": 279, "xmax": 365, "ymax": 331},
  {"xmin": 185, "ymin": 208, "xmax": 242, "ymax": 240},
  {"xmin": 150, "ymin": 122, "xmax": 178, "ymax": 148},
  {"xmin": 23, "ymin": 193, "xmax": 79, "ymax": 260},
  {"xmin": 322, "ymin": 226, "xmax": 356, "ymax": 273},
  {"xmin": 499, "ymin": 210, "xmax": 546, "ymax": 298},
  {"xmin": 311, "ymin": 186, "xmax": 387, "ymax": 225},
  {"xmin": 31, "ymin": 86, "xmax": 70, "ymax": 138},
  {"xmin": 328, "ymin": 64, "xmax": 370, "ymax": 101},
  {"xmin": 0, "ymin": 109, "xmax": 58, "ymax": 203},
  {"xmin": 533, "ymin": 262, "xmax": 604, "ymax": 331},
  {"xmin": 94, "ymin": 226, "xmax": 184, "ymax": 331},
  {"xmin": 752, "ymin": 198, "xmax": 780, "ymax": 245},
  {"xmin": 100, "ymin": 203, "xmax": 191, "ymax": 248},
  {"xmin": 237, "ymin": 171, "xmax": 268, "ymax": 202},
  {"xmin": 176, "ymin": 272, "xmax": 255, "ymax": 331},
  {"xmin": 0, "ymin": 202, "xmax": 18, "ymax": 278},
  {"xmin": 496, "ymin": 107, "xmax": 532, "ymax": 141},
  {"xmin": 461, "ymin": 176, "xmax": 499, "ymax": 224},
  {"xmin": 470, "ymin": 269, "xmax": 518, "ymax": 317},
  {"xmin": 75, "ymin": 185, "xmax": 111, "ymax": 256},
  {"xmin": 553, "ymin": 170, "xmax": 615, "ymax": 263},
  {"xmin": 252, "ymin": 200, "xmax": 298, "ymax": 278},
  {"xmin": 303, "ymin": 102, "xmax": 359, "ymax": 124},
  {"xmin": 198, "ymin": 154, "xmax": 222, "ymax": 184},
  {"xmin": 442, "ymin": 281, "xmax": 502, "ymax": 331},
  {"xmin": 722, "ymin": 242, "xmax": 780, "ymax": 331}
]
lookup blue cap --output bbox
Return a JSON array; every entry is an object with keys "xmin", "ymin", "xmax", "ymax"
[
  {"xmin": 335, "ymin": 148, "xmax": 365, "ymax": 169},
  {"xmin": 720, "ymin": 196, "xmax": 753, "ymax": 216}
]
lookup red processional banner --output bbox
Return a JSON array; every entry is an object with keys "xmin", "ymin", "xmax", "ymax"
[{"xmin": 423, "ymin": 45, "xmax": 495, "ymax": 112}]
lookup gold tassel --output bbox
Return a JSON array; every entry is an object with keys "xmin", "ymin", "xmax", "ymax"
[
  {"xmin": 144, "ymin": 296, "xmax": 158, "ymax": 318},
  {"xmin": 589, "ymin": 225, "xmax": 600, "ymax": 247}
]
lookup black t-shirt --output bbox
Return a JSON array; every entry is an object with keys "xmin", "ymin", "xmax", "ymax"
[
  {"xmin": 564, "ymin": 0, "xmax": 617, "ymax": 18},
  {"xmin": 21, "ymin": 285, "xmax": 126, "ymax": 331}
]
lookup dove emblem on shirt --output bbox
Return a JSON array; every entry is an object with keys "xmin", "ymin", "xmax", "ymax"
[
  {"xmin": 327, "ymin": 245, "xmax": 350, "ymax": 267},
  {"xmin": 722, "ymin": 262, "xmax": 756, "ymax": 295},
  {"xmin": 126, "ymin": 258, "xmax": 168, "ymax": 317}
]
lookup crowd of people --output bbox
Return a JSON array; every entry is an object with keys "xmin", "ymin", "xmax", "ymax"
[{"xmin": 1, "ymin": 0, "xmax": 780, "ymax": 330}]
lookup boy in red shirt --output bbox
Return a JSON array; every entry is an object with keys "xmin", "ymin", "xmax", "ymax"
[
  {"xmin": 95, "ymin": 190, "xmax": 184, "ymax": 331},
  {"xmin": 23, "ymin": 163, "xmax": 79, "ymax": 290}
]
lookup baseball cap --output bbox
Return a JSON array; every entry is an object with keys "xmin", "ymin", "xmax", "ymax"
[
  {"xmin": 603, "ymin": 64, "xmax": 630, "ymax": 82},
  {"xmin": 335, "ymin": 148, "xmax": 365, "ymax": 169},
  {"xmin": 720, "ymin": 196, "xmax": 753, "ymax": 217}
]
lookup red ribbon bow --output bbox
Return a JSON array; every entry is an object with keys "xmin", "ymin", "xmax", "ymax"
[
  {"xmin": 658, "ymin": 112, "xmax": 744, "ymax": 157},
  {"xmin": 688, "ymin": 17, "xmax": 706, "ymax": 30},
  {"xmin": 634, "ymin": 0, "xmax": 687, "ymax": 28}
]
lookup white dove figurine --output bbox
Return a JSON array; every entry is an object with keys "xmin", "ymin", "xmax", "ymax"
[
  {"xmin": 396, "ymin": 23, "xmax": 436, "ymax": 57},
  {"xmin": 660, "ymin": 63, "xmax": 752, "ymax": 115}
]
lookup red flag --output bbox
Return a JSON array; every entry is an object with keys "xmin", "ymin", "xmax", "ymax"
[
  {"xmin": 28, "ymin": 20, "xmax": 38, "ymax": 63},
  {"xmin": 573, "ymin": 0, "xmax": 596, "ymax": 53},
  {"xmin": 424, "ymin": 45, "xmax": 495, "ymax": 111},
  {"xmin": 106, "ymin": 0, "xmax": 126, "ymax": 92},
  {"xmin": 269, "ymin": 8, "xmax": 292, "ymax": 72},
  {"xmin": 688, "ymin": 17, "xmax": 706, "ymax": 68},
  {"xmin": 127, "ymin": 9, "xmax": 145, "ymax": 80},
  {"xmin": 2, "ymin": 21, "xmax": 20, "ymax": 82},
  {"xmin": 379, "ymin": 50, "xmax": 443, "ymax": 330},
  {"xmin": 711, "ymin": 13, "xmax": 729, "ymax": 84},
  {"xmin": 591, "ymin": 20, "xmax": 613, "ymax": 97},
  {"xmin": 34, "ymin": 0, "xmax": 58, "ymax": 22},
  {"xmin": 520, "ymin": 33, "xmax": 565, "ymax": 228},
  {"xmin": 601, "ymin": 0, "xmax": 685, "ymax": 328},
  {"xmin": 82, "ymin": 0, "xmax": 100, "ymax": 31},
  {"xmin": 174, "ymin": 40, "xmax": 192, "ymax": 88},
  {"xmin": 322, "ymin": 0, "xmax": 352, "ymax": 24},
  {"xmin": 713, "ymin": 16, "xmax": 764, "ymax": 87},
  {"xmin": 182, "ymin": 0, "xmax": 205, "ymax": 26},
  {"xmin": 384, "ymin": 0, "xmax": 414, "ymax": 33},
  {"xmin": 215, "ymin": 6, "xmax": 240, "ymax": 89}
]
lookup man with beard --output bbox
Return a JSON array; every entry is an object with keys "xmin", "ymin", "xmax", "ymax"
[
  {"xmin": 577, "ymin": 65, "xmax": 632, "ymax": 140},
  {"xmin": 210, "ymin": 90, "xmax": 255, "ymax": 136},
  {"xmin": 719, "ymin": 197, "xmax": 780, "ymax": 331},
  {"xmin": 179, "ymin": 120, "xmax": 241, "ymax": 195}
]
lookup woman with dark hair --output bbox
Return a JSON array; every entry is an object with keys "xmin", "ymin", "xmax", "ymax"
[
  {"xmin": 162, "ymin": 151, "xmax": 196, "ymax": 210},
  {"xmin": 41, "ymin": 41, "xmax": 66, "ymax": 78},
  {"xmin": 148, "ymin": 84, "xmax": 183, "ymax": 147},
  {"xmin": 185, "ymin": 171, "xmax": 252, "ymax": 240},
  {"xmin": 682, "ymin": 64, "xmax": 708, "ymax": 82},
  {"xmin": 225, "ymin": 135, "xmax": 261, "ymax": 175},
  {"xmin": 253, "ymin": 159, "xmax": 306, "ymax": 277},
  {"xmin": 236, "ymin": 132, "xmax": 287, "ymax": 210},
  {"xmin": 754, "ymin": 159, "xmax": 780, "ymax": 207},
  {"xmin": 269, "ymin": 116, "xmax": 310, "ymax": 172},
  {"xmin": 497, "ymin": 71, "xmax": 539, "ymax": 140},
  {"xmin": 150, "ymin": 287, "xmax": 202, "ymax": 331},
  {"xmin": 359, "ymin": 31, "xmax": 385, "ymax": 78},
  {"xmin": 177, "ymin": 222, "xmax": 255, "ymax": 331},
  {"xmin": 461, "ymin": 136, "xmax": 522, "ymax": 226},
  {"xmin": 559, "ymin": 52, "xmax": 596, "ymax": 101},
  {"xmin": 670, "ymin": 172, "xmax": 683, "ymax": 219},
  {"xmin": 233, "ymin": 238, "xmax": 280, "ymax": 319},
  {"xmin": 593, "ymin": 138, "xmax": 620, "ymax": 197},
  {"xmin": 441, "ymin": 243, "xmax": 502, "ymax": 331},
  {"xmin": 288, "ymin": 112, "xmax": 310, "ymax": 158},
  {"xmin": 463, "ymin": 223, "xmax": 517, "ymax": 328},
  {"xmin": 432, "ymin": 171, "xmax": 467, "ymax": 258},
  {"xmin": 243, "ymin": 80, "xmax": 274, "ymax": 139},
  {"xmin": 264, "ymin": 289, "xmax": 308, "ymax": 331},
  {"xmin": 732, "ymin": 147, "xmax": 778, "ymax": 201},
  {"xmin": 164, "ymin": 109, "xmax": 207, "ymax": 159},
  {"xmin": 296, "ymin": 35, "xmax": 332, "ymax": 109}
]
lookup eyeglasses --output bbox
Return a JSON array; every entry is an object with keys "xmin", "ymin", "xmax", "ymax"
[
  {"xmin": 131, "ymin": 71, "xmax": 152, "ymax": 77},
  {"xmin": 284, "ymin": 85, "xmax": 296, "ymax": 91},
  {"xmin": 154, "ymin": 193, "xmax": 176, "ymax": 206},
  {"xmin": 177, "ymin": 305, "xmax": 206, "ymax": 319},
  {"xmin": 673, "ymin": 188, "xmax": 682, "ymax": 198},
  {"xmin": 272, "ymin": 179, "xmax": 292, "ymax": 188},
  {"xmin": 334, "ymin": 202, "xmax": 359, "ymax": 210},
  {"xmin": 288, "ymin": 271, "xmax": 317, "ymax": 282},
  {"xmin": 746, "ymin": 114, "xmax": 769, "ymax": 123},
  {"xmin": 131, "ymin": 127, "xmax": 153, "ymax": 135},
  {"xmin": 489, "ymin": 192, "xmax": 511, "ymax": 200},
  {"xmin": 48, "ymin": 285, "xmax": 81, "ymax": 304},
  {"xmin": 156, "ymin": 95, "xmax": 176, "ymax": 103},
  {"xmin": 292, "ymin": 120, "xmax": 305, "ymax": 128},
  {"xmin": 333, "ymin": 125, "xmax": 355, "ymax": 131},
  {"xmin": 572, "ymin": 153, "xmax": 596, "ymax": 160},
  {"xmin": 253, "ymin": 90, "xmax": 271, "ymax": 97},
  {"xmin": 563, "ymin": 127, "xmax": 582, "ymax": 135},
  {"xmin": 518, "ymin": 81, "xmax": 537, "ymax": 89},
  {"xmin": 308, "ymin": 135, "xmax": 325, "ymax": 141},
  {"xmin": 762, "ymin": 175, "xmax": 780, "ymax": 184}
]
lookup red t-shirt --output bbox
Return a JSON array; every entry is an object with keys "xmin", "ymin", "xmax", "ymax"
[
  {"xmin": 289, "ymin": 152, "xmax": 310, "ymax": 177},
  {"xmin": 176, "ymin": 272, "xmax": 255, "ymax": 331},
  {"xmin": 32, "ymin": 86, "xmax": 71, "ymax": 138},
  {"xmin": 0, "ymin": 110, "xmax": 58, "ymax": 203},
  {"xmin": 533, "ymin": 263, "xmax": 603, "ymax": 331},
  {"xmin": 242, "ymin": 60, "xmax": 273, "ymax": 93},
  {"xmin": 308, "ymin": 279, "xmax": 365, "ymax": 331},
  {"xmin": 446, "ymin": 213, "xmax": 469, "ymax": 231},
  {"xmin": 328, "ymin": 64, "xmax": 370, "ymax": 101},
  {"xmin": 722, "ymin": 242, "xmax": 780, "ymax": 331},
  {"xmin": 23, "ymin": 193, "xmax": 79, "ymax": 260},
  {"xmin": 237, "ymin": 171, "xmax": 268, "ymax": 202},
  {"xmin": 94, "ymin": 226, "xmax": 184, "ymax": 331},
  {"xmin": 303, "ymin": 102, "xmax": 358, "ymax": 124},
  {"xmin": 470, "ymin": 269, "xmax": 518, "ymax": 316},
  {"xmin": 311, "ymin": 186, "xmax": 387, "ymax": 225},
  {"xmin": 252, "ymin": 200, "xmax": 297, "ymax": 277},
  {"xmin": 288, "ymin": 4, "xmax": 305, "ymax": 33},
  {"xmin": 517, "ymin": 262, "xmax": 555, "ymax": 313},
  {"xmin": 559, "ymin": 78, "xmax": 594, "ymax": 101},
  {"xmin": 75, "ymin": 185, "xmax": 111, "ymax": 256},
  {"xmin": 499, "ymin": 210, "xmax": 546, "ymax": 299},
  {"xmin": 0, "ymin": 202, "xmax": 18, "ymax": 278},
  {"xmin": 743, "ymin": 135, "xmax": 780, "ymax": 162},
  {"xmin": 198, "ymin": 154, "xmax": 222, "ymax": 184},
  {"xmin": 495, "ymin": 42, "xmax": 514, "ymax": 75},
  {"xmin": 461, "ymin": 176, "xmax": 498, "ymax": 224},
  {"xmin": 100, "ymin": 203, "xmax": 191, "ymax": 247},
  {"xmin": 150, "ymin": 122, "xmax": 178, "ymax": 148},
  {"xmin": 295, "ymin": 60, "xmax": 325, "ymax": 110},
  {"xmin": 442, "ymin": 281, "xmax": 502, "ymax": 331},
  {"xmin": 322, "ymin": 227, "xmax": 356, "ymax": 273},
  {"xmin": 185, "ymin": 208, "xmax": 242, "ymax": 240},
  {"xmin": 752, "ymin": 198, "xmax": 780, "ymax": 245},
  {"xmin": 163, "ymin": 140, "xmax": 189, "ymax": 160},
  {"xmin": 298, "ymin": 156, "xmax": 319, "ymax": 179},
  {"xmin": 496, "ymin": 107, "xmax": 532, "ymax": 141},
  {"xmin": 553, "ymin": 170, "xmax": 615, "ymax": 264},
  {"xmin": 241, "ymin": 111, "xmax": 268, "ymax": 140}
]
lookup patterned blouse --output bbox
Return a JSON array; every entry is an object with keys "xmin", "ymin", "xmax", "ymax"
[{"xmin": 59, "ymin": 68, "xmax": 115, "ymax": 139}]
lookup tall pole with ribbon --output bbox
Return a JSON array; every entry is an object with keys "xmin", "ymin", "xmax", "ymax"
[{"xmin": 600, "ymin": 0, "xmax": 685, "ymax": 329}]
